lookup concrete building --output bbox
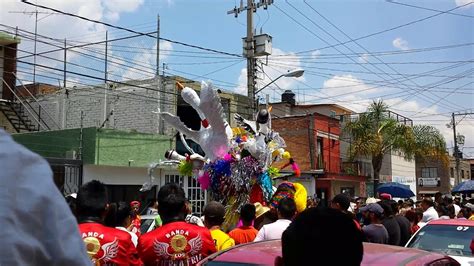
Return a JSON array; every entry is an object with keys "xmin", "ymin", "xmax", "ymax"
[
  {"xmin": 416, "ymin": 156, "xmax": 472, "ymax": 198},
  {"xmin": 270, "ymin": 90, "xmax": 417, "ymax": 198},
  {"xmin": 271, "ymin": 106, "xmax": 366, "ymax": 206},
  {"xmin": 12, "ymin": 127, "xmax": 209, "ymax": 214},
  {"xmin": 10, "ymin": 76, "xmax": 251, "ymax": 214}
]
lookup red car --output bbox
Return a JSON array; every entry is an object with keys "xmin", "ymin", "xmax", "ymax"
[
  {"xmin": 198, "ymin": 240, "xmax": 460, "ymax": 266},
  {"xmin": 406, "ymin": 219, "xmax": 474, "ymax": 265}
]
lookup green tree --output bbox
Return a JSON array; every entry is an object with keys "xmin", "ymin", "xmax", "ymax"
[{"xmin": 344, "ymin": 100, "xmax": 448, "ymax": 196}]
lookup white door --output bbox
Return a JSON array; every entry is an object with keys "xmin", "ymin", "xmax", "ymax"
[{"xmin": 161, "ymin": 172, "xmax": 207, "ymax": 216}]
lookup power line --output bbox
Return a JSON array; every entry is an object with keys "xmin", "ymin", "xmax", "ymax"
[
  {"xmin": 274, "ymin": 42, "xmax": 474, "ymax": 58},
  {"xmin": 20, "ymin": 0, "xmax": 243, "ymax": 58},
  {"xmin": 288, "ymin": 1, "xmax": 473, "ymax": 55},
  {"xmin": 386, "ymin": 0, "xmax": 474, "ymax": 19}
]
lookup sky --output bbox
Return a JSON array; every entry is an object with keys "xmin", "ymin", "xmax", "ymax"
[{"xmin": 0, "ymin": 0, "xmax": 473, "ymax": 156}]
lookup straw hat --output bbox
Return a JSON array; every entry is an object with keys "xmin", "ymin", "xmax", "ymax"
[{"xmin": 254, "ymin": 202, "xmax": 270, "ymax": 218}]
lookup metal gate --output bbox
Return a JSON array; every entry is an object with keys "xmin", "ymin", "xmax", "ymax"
[
  {"xmin": 47, "ymin": 158, "xmax": 83, "ymax": 196},
  {"xmin": 163, "ymin": 174, "xmax": 207, "ymax": 216}
]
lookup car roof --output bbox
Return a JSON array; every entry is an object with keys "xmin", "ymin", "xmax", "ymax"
[
  {"xmin": 428, "ymin": 219, "xmax": 474, "ymax": 226},
  {"xmin": 201, "ymin": 240, "xmax": 452, "ymax": 266},
  {"xmin": 362, "ymin": 243, "xmax": 451, "ymax": 265}
]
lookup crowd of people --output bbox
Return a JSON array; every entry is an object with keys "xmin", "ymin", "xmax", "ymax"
[
  {"xmin": 70, "ymin": 180, "xmax": 366, "ymax": 266},
  {"xmin": 2, "ymin": 129, "xmax": 472, "ymax": 266},
  {"xmin": 335, "ymin": 192, "xmax": 474, "ymax": 246},
  {"xmin": 72, "ymin": 178, "xmax": 474, "ymax": 265}
]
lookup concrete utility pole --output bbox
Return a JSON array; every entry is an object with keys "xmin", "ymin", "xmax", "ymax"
[
  {"xmin": 451, "ymin": 111, "xmax": 474, "ymax": 185},
  {"xmin": 156, "ymin": 14, "xmax": 160, "ymax": 76},
  {"xmin": 227, "ymin": 0, "xmax": 273, "ymax": 113},
  {"xmin": 104, "ymin": 31, "xmax": 108, "ymax": 127}
]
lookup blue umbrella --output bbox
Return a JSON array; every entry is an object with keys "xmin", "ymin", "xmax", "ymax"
[
  {"xmin": 376, "ymin": 182, "xmax": 415, "ymax": 198},
  {"xmin": 452, "ymin": 180, "xmax": 474, "ymax": 193}
]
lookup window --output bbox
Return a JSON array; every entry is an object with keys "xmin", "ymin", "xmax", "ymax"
[
  {"xmin": 461, "ymin": 170, "xmax": 465, "ymax": 179},
  {"xmin": 450, "ymin": 168, "xmax": 454, "ymax": 178},
  {"xmin": 316, "ymin": 137, "xmax": 323, "ymax": 169},
  {"xmin": 421, "ymin": 167, "xmax": 438, "ymax": 178}
]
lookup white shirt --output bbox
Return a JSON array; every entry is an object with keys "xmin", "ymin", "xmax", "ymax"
[
  {"xmin": 254, "ymin": 219, "xmax": 292, "ymax": 242},
  {"xmin": 116, "ymin": 226, "xmax": 138, "ymax": 247},
  {"xmin": 0, "ymin": 129, "xmax": 90, "ymax": 265},
  {"xmin": 422, "ymin": 206, "xmax": 439, "ymax": 222},
  {"xmin": 453, "ymin": 204, "xmax": 461, "ymax": 216}
]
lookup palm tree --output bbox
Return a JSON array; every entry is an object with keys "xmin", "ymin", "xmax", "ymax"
[{"xmin": 344, "ymin": 100, "xmax": 448, "ymax": 196}]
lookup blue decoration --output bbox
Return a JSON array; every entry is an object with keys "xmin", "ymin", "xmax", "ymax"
[
  {"xmin": 258, "ymin": 172, "xmax": 273, "ymax": 202},
  {"xmin": 213, "ymin": 159, "xmax": 232, "ymax": 177}
]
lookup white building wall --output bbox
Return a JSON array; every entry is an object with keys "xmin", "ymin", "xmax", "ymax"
[{"xmin": 391, "ymin": 153, "xmax": 417, "ymax": 196}]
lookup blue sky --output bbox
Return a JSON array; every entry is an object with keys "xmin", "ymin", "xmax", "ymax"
[{"xmin": 0, "ymin": 0, "xmax": 473, "ymax": 155}]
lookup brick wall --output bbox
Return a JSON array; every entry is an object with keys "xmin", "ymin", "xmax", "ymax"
[
  {"xmin": 272, "ymin": 113, "xmax": 343, "ymax": 173},
  {"xmin": 272, "ymin": 116, "xmax": 312, "ymax": 171}
]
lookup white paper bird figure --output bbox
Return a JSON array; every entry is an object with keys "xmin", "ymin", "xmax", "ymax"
[{"xmin": 161, "ymin": 81, "xmax": 230, "ymax": 161}]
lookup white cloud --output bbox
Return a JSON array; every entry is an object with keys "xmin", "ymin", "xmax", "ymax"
[
  {"xmin": 121, "ymin": 40, "xmax": 173, "ymax": 80},
  {"xmin": 455, "ymin": 0, "xmax": 473, "ymax": 8},
  {"xmin": 393, "ymin": 37, "xmax": 409, "ymax": 50},
  {"xmin": 103, "ymin": 0, "xmax": 144, "ymax": 22},
  {"xmin": 317, "ymin": 74, "xmax": 474, "ymax": 155},
  {"xmin": 236, "ymin": 48, "xmax": 305, "ymax": 96},
  {"xmin": 311, "ymin": 50, "xmax": 321, "ymax": 59},
  {"xmin": 358, "ymin": 53, "xmax": 369, "ymax": 63},
  {"xmin": 0, "ymin": 0, "xmax": 145, "ymax": 84}
]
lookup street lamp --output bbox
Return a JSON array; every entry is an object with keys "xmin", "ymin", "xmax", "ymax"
[{"xmin": 255, "ymin": 69, "xmax": 304, "ymax": 94}]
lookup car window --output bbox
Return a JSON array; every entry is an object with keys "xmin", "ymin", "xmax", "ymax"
[
  {"xmin": 407, "ymin": 224, "xmax": 473, "ymax": 257},
  {"xmin": 140, "ymin": 218, "xmax": 155, "ymax": 234}
]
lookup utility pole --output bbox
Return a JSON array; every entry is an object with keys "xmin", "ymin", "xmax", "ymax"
[
  {"xmin": 451, "ymin": 111, "xmax": 474, "ymax": 185},
  {"xmin": 79, "ymin": 110, "xmax": 84, "ymax": 160},
  {"xmin": 156, "ymin": 14, "xmax": 160, "ymax": 76},
  {"xmin": 63, "ymin": 39, "xmax": 67, "ymax": 88},
  {"xmin": 227, "ymin": 0, "xmax": 273, "ymax": 114},
  {"xmin": 159, "ymin": 62, "xmax": 166, "ymax": 134},
  {"xmin": 104, "ymin": 31, "xmax": 108, "ymax": 128}
]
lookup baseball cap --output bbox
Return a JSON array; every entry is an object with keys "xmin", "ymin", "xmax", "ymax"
[
  {"xmin": 360, "ymin": 203, "xmax": 384, "ymax": 215},
  {"xmin": 379, "ymin": 193, "xmax": 392, "ymax": 200},
  {"xmin": 332, "ymin": 194, "xmax": 350, "ymax": 210}
]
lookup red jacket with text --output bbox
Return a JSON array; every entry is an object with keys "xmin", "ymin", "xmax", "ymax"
[
  {"xmin": 138, "ymin": 221, "xmax": 216, "ymax": 266},
  {"xmin": 79, "ymin": 222, "xmax": 141, "ymax": 266}
]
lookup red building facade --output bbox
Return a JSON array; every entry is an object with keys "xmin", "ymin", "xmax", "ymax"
[{"xmin": 272, "ymin": 112, "xmax": 366, "ymax": 205}]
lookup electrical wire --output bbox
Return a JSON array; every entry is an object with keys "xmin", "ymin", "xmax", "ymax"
[
  {"xmin": 287, "ymin": 0, "xmax": 473, "ymax": 55},
  {"xmin": 20, "ymin": 0, "xmax": 243, "ymax": 58},
  {"xmin": 386, "ymin": 0, "xmax": 474, "ymax": 19}
]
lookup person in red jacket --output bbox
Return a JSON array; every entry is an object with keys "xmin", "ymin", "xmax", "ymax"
[
  {"xmin": 77, "ymin": 180, "xmax": 141, "ymax": 266},
  {"xmin": 129, "ymin": 200, "xmax": 142, "ymax": 237},
  {"xmin": 138, "ymin": 183, "xmax": 216, "ymax": 265}
]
